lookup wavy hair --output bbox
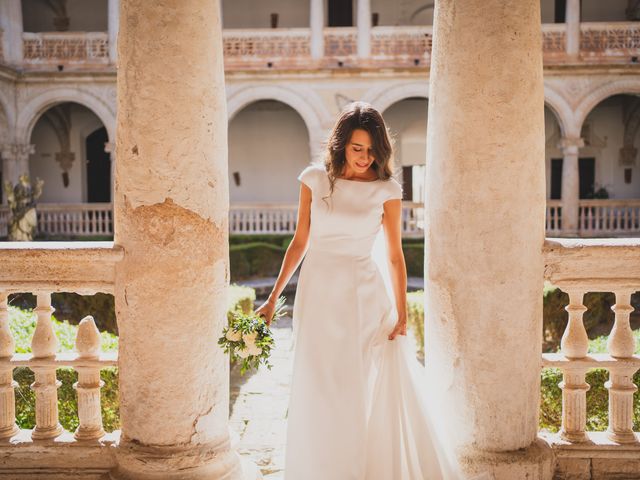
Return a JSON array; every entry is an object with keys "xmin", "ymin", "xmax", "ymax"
[{"xmin": 319, "ymin": 101, "xmax": 395, "ymax": 207}]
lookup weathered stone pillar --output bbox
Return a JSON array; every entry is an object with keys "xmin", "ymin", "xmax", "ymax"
[
  {"xmin": 560, "ymin": 137, "xmax": 584, "ymax": 236},
  {"xmin": 0, "ymin": 0, "xmax": 24, "ymax": 66},
  {"xmin": 565, "ymin": 0, "xmax": 581, "ymax": 58},
  {"xmin": 1, "ymin": 143, "xmax": 34, "ymax": 188},
  {"xmin": 425, "ymin": 1, "xmax": 553, "ymax": 478},
  {"xmin": 310, "ymin": 0, "xmax": 324, "ymax": 59},
  {"xmin": 112, "ymin": 1, "xmax": 257, "ymax": 479},
  {"xmin": 356, "ymin": 0, "xmax": 371, "ymax": 58},
  {"xmin": 107, "ymin": 0, "xmax": 119, "ymax": 65}
]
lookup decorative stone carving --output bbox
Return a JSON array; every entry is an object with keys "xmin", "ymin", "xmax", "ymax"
[
  {"xmin": 73, "ymin": 316, "xmax": 106, "ymax": 440},
  {"xmin": 3, "ymin": 174, "xmax": 44, "ymax": 241},
  {"xmin": 30, "ymin": 292, "xmax": 63, "ymax": 440}
]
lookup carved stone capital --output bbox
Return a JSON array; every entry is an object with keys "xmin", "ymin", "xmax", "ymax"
[
  {"xmin": 1, "ymin": 143, "xmax": 36, "ymax": 162},
  {"xmin": 558, "ymin": 137, "xmax": 584, "ymax": 156}
]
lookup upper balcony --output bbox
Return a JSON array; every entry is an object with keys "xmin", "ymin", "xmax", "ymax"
[{"xmin": 2, "ymin": 22, "xmax": 640, "ymax": 73}]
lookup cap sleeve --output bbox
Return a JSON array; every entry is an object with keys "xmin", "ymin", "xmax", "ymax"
[
  {"xmin": 383, "ymin": 177, "xmax": 404, "ymax": 202},
  {"xmin": 297, "ymin": 164, "xmax": 318, "ymax": 191}
]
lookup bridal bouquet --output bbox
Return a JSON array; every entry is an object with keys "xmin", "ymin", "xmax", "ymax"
[{"xmin": 218, "ymin": 296, "xmax": 287, "ymax": 375}]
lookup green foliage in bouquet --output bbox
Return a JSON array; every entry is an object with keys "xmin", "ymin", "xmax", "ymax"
[{"xmin": 218, "ymin": 296, "xmax": 287, "ymax": 375}]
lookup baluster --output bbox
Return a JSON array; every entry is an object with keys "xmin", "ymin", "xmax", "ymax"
[
  {"xmin": 559, "ymin": 288, "xmax": 590, "ymax": 442},
  {"xmin": 73, "ymin": 316, "xmax": 105, "ymax": 440},
  {"xmin": 623, "ymin": 208, "xmax": 629, "ymax": 232},
  {"xmin": 605, "ymin": 289, "xmax": 638, "ymax": 443},
  {"xmin": 0, "ymin": 292, "xmax": 18, "ymax": 439},
  {"xmin": 30, "ymin": 292, "xmax": 63, "ymax": 439}
]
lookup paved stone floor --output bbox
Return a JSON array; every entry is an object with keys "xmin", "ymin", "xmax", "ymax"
[{"xmin": 229, "ymin": 313, "xmax": 294, "ymax": 479}]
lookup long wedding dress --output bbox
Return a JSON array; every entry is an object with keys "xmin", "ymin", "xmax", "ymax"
[{"xmin": 284, "ymin": 163, "xmax": 489, "ymax": 480}]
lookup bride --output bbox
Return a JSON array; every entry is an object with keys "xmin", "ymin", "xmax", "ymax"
[{"xmin": 255, "ymin": 101, "xmax": 489, "ymax": 480}]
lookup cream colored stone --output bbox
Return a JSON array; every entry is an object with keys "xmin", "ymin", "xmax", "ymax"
[
  {"xmin": 112, "ymin": 0, "xmax": 256, "ymax": 478},
  {"xmin": 424, "ymin": 0, "xmax": 552, "ymax": 477}
]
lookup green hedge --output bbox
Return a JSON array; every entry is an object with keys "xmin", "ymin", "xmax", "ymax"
[
  {"xmin": 9, "ymin": 284, "xmax": 256, "ymax": 434},
  {"xmin": 229, "ymin": 234, "xmax": 425, "ymax": 281},
  {"xmin": 540, "ymin": 331, "xmax": 640, "ymax": 433}
]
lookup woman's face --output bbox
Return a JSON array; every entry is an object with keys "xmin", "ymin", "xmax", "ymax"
[{"xmin": 344, "ymin": 128, "xmax": 375, "ymax": 175}]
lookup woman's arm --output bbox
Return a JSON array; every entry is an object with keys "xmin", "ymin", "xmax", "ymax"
[
  {"xmin": 261, "ymin": 183, "xmax": 312, "ymax": 316},
  {"xmin": 382, "ymin": 198, "xmax": 408, "ymax": 339}
]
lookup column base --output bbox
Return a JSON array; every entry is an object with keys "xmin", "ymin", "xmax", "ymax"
[
  {"xmin": 110, "ymin": 435, "xmax": 262, "ymax": 480},
  {"xmin": 460, "ymin": 437, "xmax": 555, "ymax": 480}
]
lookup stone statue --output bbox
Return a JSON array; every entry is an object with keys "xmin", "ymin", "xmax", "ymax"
[{"xmin": 3, "ymin": 175, "xmax": 44, "ymax": 241}]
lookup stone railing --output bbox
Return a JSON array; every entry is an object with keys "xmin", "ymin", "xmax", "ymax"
[
  {"xmin": 0, "ymin": 243, "xmax": 122, "ymax": 475},
  {"xmin": 541, "ymin": 238, "xmax": 640, "ymax": 474},
  {"xmin": 230, "ymin": 203, "xmax": 299, "ymax": 234},
  {"xmin": 222, "ymin": 28, "xmax": 311, "ymax": 69},
  {"xmin": 580, "ymin": 22, "xmax": 640, "ymax": 60},
  {"xmin": 8, "ymin": 23, "xmax": 640, "ymax": 70},
  {"xmin": 1, "ymin": 200, "xmax": 639, "ymax": 238},
  {"xmin": 579, "ymin": 199, "xmax": 640, "ymax": 236},
  {"xmin": 22, "ymin": 32, "xmax": 109, "ymax": 66},
  {"xmin": 37, "ymin": 203, "xmax": 113, "ymax": 236},
  {"xmin": 542, "ymin": 23, "xmax": 567, "ymax": 58},
  {"xmin": 546, "ymin": 200, "xmax": 563, "ymax": 235},
  {"xmin": 229, "ymin": 202, "xmax": 425, "ymax": 237}
]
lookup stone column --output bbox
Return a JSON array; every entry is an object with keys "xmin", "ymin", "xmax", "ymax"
[
  {"xmin": 566, "ymin": 0, "xmax": 581, "ymax": 58},
  {"xmin": 108, "ymin": 0, "xmax": 119, "ymax": 65},
  {"xmin": 0, "ymin": 0, "xmax": 24, "ymax": 66},
  {"xmin": 1, "ymin": 143, "xmax": 34, "ymax": 188},
  {"xmin": 112, "ymin": 1, "xmax": 257, "ymax": 479},
  {"xmin": 560, "ymin": 137, "xmax": 584, "ymax": 236},
  {"xmin": 425, "ymin": 0, "xmax": 553, "ymax": 478},
  {"xmin": 356, "ymin": 0, "xmax": 371, "ymax": 58},
  {"xmin": 310, "ymin": 0, "xmax": 324, "ymax": 59}
]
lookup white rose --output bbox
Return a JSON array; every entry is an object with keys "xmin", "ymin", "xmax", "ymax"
[
  {"xmin": 225, "ymin": 329, "xmax": 242, "ymax": 341},
  {"xmin": 242, "ymin": 331, "xmax": 258, "ymax": 345},
  {"xmin": 247, "ymin": 344, "xmax": 262, "ymax": 356},
  {"xmin": 236, "ymin": 346, "xmax": 252, "ymax": 358}
]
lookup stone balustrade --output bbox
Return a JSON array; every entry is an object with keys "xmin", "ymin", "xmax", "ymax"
[
  {"xmin": 542, "ymin": 238, "xmax": 640, "ymax": 475},
  {"xmin": 0, "ymin": 242, "xmax": 122, "ymax": 475},
  {"xmin": 3, "ymin": 200, "xmax": 639, "ymax": 238},
  {"xmin": 578, "ymin": 199, "xmax": 640, "ymax": 236},
  {"xmin": 8, "ymin": 23, "xmax": 640, "ymax": 71},
  {"xmin": 22, "ymin": 32, "xmax": 109, "ymax": 67}
]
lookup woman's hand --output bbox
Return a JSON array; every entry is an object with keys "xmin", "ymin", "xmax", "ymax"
[
  {"xmin": 388, "ymin": 311, "xmax": 407, "ymax": 340},
  {"xmin": 255, "ymin": 298, "xmax": 277, "ymax": 326}
]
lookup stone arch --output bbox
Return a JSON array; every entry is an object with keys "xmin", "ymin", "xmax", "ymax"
[
  {"xmin": 227, "ymin": 86, "xmax": 326, "ymax": 137},
  {"xmin": 16, "ymin": 88, "xmax": 115, "ymax": 146},
  {"xmin": 362, "ymin": 82, "xmax": 429, "ymax": 114},
  {"xmin": 543, "ymin": 85, "xmax": 573, "ymax": 138},
  {"xmin": 575, "ymin": 79, "xmax": 640, "ymax": 132}
]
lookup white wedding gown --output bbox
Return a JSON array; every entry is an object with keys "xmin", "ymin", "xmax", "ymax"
[{"xmin": 284, "ymin": 163, "xmax": 489, "ymax": 480}]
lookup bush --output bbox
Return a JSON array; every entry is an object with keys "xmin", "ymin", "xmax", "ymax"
[
  {"xmin": 406, "ymin": 291, "xmax": 425, "ymax": 359},
  {"xmin": 8, "ymin": 284, "xmax": 256, "ymax": 434},
  {"xmin": 540, "ymin": 330, "xmax": 640, "ymax": 433},
  {"xmin": 542, "ymin": 283, "xmax": 640, "ymax": 352}
]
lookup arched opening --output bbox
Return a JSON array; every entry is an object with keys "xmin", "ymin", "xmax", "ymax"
[
  {"xmin": 86, "ymin": 126, "xmax": 111, "ymax": 203},
  {"xmin": 228, "ymin": 99, "xmax": 311, "ymax": 203},
  {"xmin": 22, "ymin": 0, "xmax": 108, "ymax": 32},
  {"xmin": 28, "ymin": 101, "xmax": 111, "ymax": 204},
  {"xmin": 382, "ymin": 97, "xmax": 428, "ymax": 202},
  {"xmin": 544, "ymin": 104, "xmax": 565, "ymax": 200},
  {"xmin": 579, "ymin": 94, "xmax": 640, "ymax": 200}
]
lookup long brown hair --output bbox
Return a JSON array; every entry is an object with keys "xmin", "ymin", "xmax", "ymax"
[{"xmin": 320, "ymin": 101, "xmax": 395, "ymax": 207}]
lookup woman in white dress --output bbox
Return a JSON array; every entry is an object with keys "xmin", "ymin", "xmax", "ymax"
[{"xmin": 255, "ymin": 102, "xmax": 486, "ymax": 480}]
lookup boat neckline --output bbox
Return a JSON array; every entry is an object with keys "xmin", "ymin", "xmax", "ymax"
[{"xmin": 334, "ymin": 175, "xmax": 381, "ymax": 183}]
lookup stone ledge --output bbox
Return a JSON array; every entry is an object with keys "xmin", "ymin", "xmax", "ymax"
[
  {"xmin": 0, "ymin": 242, "xmax": 123, "ymax": 294},
  {"xmin": 0, "ymin": 429, "xmax": 118, "ymax": 471},
  {"xmin": 542, "ymin": 432, "xmax": 640, "ymax": 480},
  {"xmin": 543, "ymin": 238, "xmax": 640, "ymax": 290}
]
